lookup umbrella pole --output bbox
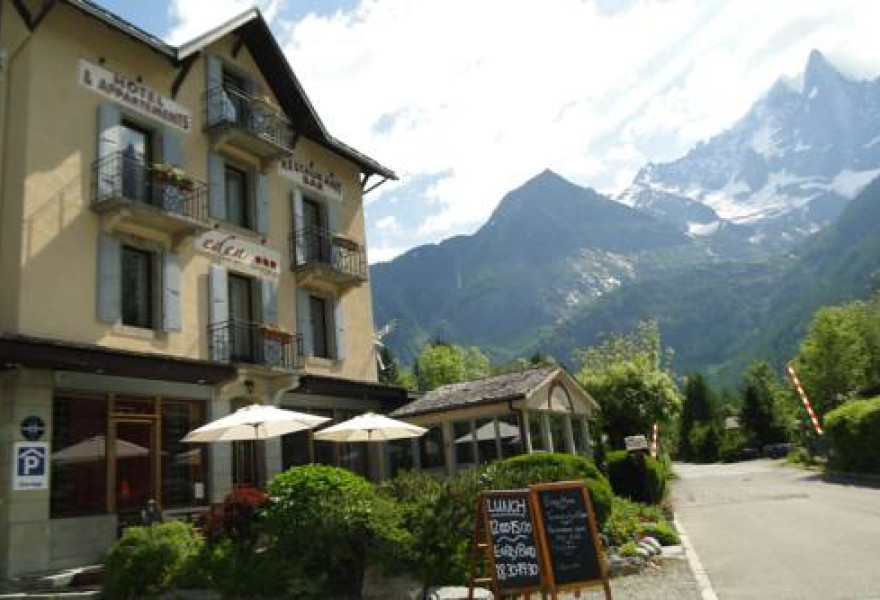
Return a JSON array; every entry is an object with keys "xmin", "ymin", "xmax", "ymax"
[{"xmin": 252, "ymin": 424, "xmax": 260, "ymax": 488}]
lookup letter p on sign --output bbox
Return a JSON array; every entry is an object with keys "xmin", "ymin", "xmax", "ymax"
[{"xmin": 13, "ymin": 442, "xmax": 49, "ymax": 490}]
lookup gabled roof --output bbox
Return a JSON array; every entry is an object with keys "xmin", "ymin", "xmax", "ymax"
[
  {"xmin": 56, "ymin": 0, "xmax": 395, "ymax": 179},
  {"xmin": 392, "ymin": 366, "xmax": 560, "ymax": 418}
]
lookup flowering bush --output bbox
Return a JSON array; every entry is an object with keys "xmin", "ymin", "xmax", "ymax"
[{"xmin": 204, "ymin": 487, "xmax": 268, "ymax": 546}]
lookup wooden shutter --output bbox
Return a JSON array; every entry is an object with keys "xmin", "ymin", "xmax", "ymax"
[
  {"xmin": 208, "ymin": 265, "xmax": 229, "ymax": 361},
  {"xmin": 161, "ymin": 253, "xmax": 182, "ymax": 332},
  {"xmin": 261, "ymin": 279, "xmax": 281, "ymax": 366},
  {"xmin": 334, "ymin": 298, "xmax": 346, "ymax": 361},
  {"xmin": 296, "ymin": 288, "xmax": 313, "ymax": 357},
  {"xmin": 291, "ymin": 188, "xmax": 305, "ymax": 265},
  {"xmin": 96, "ymin": 104, "xmax": 121, "ymax": 200},
  {"xmin": 254, "ymin": 170, "xmax": 270, "ymax": 235},
  {"xmin": 207, "ymin": 151, "xmax": 226, "ymax": 220},
  {"xmin": 205, "ymin": 54, "xmax": 224, "ymax": 125},
  {"xmin": 96, "ymin": 233, "xmax": 121, "ymax": 323}
]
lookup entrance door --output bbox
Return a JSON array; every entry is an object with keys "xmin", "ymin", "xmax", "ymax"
[
  {"xmin": 119, "ymin": 122, "xmax": 151, "ymax": 204},
  {"xmin": 302, "ymin": 199, "xmax": 329, "ymax": 262},
  {"xmin": 228, "ymin": 274, "xmax": 254, "ymax": 361},
  {"xmin": 115, "ymin": 421, "xmax": 156, "ymax": 514}
]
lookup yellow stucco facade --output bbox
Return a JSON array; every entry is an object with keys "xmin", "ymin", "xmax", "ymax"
[{"xmin": 0, "ymin": 1, "xmax": 403, "ymax": 577}]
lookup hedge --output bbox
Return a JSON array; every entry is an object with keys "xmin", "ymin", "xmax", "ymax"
[
  {"xmin": 605, "ymin": 450, "xmax": 668, "ymax": 504},
  {"xmin": 824, "ymin": 396, "xmax": 880, "ymax": 474}
]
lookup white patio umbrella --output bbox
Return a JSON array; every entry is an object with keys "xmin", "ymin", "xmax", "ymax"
[
  {"xmin": 52, "ymin": 435, "xmax": 150, "ymax": 464},
  {"xmin": 182, "ymin": 404, "xmax": 330, "ymax": 443},
  {"xmin": 313, "ymin": 412, "xmax": 427, "ymax": 442}
]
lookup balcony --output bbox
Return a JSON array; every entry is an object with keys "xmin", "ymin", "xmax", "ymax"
[
  {"xmin": 203, "ymin": 86, "xmax": 294, "ymax": 164},
  {"xmin": 91, "ymin": 152, "xmax": 210, "ymax": 239},
  {"xmin": 290, "ymin": 227, "xmax": 368, "ymax": 291},
  {"xmin": 208, "ymin": 320, "xmax": 304, "ymax": 372}
]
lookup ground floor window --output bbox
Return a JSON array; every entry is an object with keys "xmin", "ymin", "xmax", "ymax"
[
  {"xmin": 280, "ymin": 408, "xmax": 367, "ymax": 477},
  {"xmin": 50, "ymin": 393, "xmax": 206, "ymax": 519},
  {"xmin": 419, "ymin": 425, "xmax": 446, "ymax": 472}
]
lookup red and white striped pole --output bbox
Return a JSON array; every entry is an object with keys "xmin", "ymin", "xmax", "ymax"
[
  {"xmin": 650, "ymin": 422, "xmax": 659, "ymax": 458},
  {"xmin": 786, "ymin": 363, "xmax": 823, "ymax": 436}
]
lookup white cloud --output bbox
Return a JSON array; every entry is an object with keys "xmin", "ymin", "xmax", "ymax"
[
  {"xmin": 374, "ymin": 215, "xmax": 399, "ymax": 232},
  {"xmin": 167, "ymin": 0, "xmax": 281, "ymax": 43},
  {"xmin": 167, "ymin": 0, "xmax": 880, "ymax": 260}
]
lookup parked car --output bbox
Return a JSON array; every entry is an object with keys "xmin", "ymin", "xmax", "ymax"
[{"xmin": 762, "ymin": 443, "xmax": 794, "ymax": 459}]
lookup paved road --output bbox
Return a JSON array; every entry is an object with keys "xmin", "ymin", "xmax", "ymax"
[{"xmin": 673, "ymin": 460, "xmax": 880, "ymax": 600}]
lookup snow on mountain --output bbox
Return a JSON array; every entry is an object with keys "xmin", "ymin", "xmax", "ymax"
[{"xmin": 618, "ymin": 50, "xmax": 880, "ymax": 256}]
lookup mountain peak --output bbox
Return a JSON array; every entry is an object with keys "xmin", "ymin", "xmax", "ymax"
[{"xmin": 803, "ymin": 49, "xmax": 841, "ymax": 93}]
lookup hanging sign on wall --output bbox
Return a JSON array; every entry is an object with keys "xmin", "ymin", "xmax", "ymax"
[
  {"xmin": 194, "ymin": 229, "xmax": 281, "ymax": 279},
  {"xmin": 279, "ymin": 157, "xmax": 344, "ymax": 202},
  {"xmin": 78, "ymin": 59, "xmax": 192, "ymax": 132}
]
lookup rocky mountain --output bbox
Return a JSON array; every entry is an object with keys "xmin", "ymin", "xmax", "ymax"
[
  {"xmin": 541, "ymin": 174, "xmax": 880, "ymax": 380},
  {"xmin": 619, "ymin": 50, "xmax": 880, "ymax": 257},
  {"xmin": 371, "ymin": 50, "xmax": 880, "ymax": 378},
  {"xmin": 371, "ymin": 170, "xmax": 708, "ymax": 363}
]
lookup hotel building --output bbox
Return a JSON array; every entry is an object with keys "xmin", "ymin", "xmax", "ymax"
[{"xmin": 0, "ymin": 0, "xmax": 406, "ymax": 577}]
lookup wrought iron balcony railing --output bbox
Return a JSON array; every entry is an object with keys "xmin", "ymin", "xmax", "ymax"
[
  {"xmin": 203, "ymin": 85, "xmax": 294, "ymax": 154},
  {"xmin": 208, "ymin": 320, "xmax": 304, "ymax": 371},
  {"xmin": 290, "ymin": 227, "xmax": 368, "ymax": 282},
  {"xmin": 91, "ymin": 151, "xmax": 209, "ymax": 224}
]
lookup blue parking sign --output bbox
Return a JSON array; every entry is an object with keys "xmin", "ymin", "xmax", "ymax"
[{"xmin": 13, "ymin": 442, "xmax": 49, "ymax": 490}]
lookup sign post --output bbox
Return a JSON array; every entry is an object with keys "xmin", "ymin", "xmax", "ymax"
[
  {"xmin": 467, "ymin": 482, "xmax": 612, "ymax": 599},
  {"xmin": 532, "ymin": 481, "xmax": 612, "ymax": 599},
  {"xmin": 468, "ymin": 490, "xmax": 543, "ymax": 599},
  {"xmin": 12, "ymin": 442, "xmax": 49, "ymax": 491}
]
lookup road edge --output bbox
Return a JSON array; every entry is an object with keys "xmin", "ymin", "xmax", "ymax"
[{"xmin": 673, "ymin": 514, "xmax": 719, "ymax": 600}]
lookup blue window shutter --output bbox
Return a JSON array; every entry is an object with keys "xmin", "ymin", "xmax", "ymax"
[
  {"xmin": 208, "ymin": 151, "xmax": 226, "ymax": 220},
  {"xmin": 161, "ymin": 131, "xmax": 185, "ymax": 212},
  {"xmin": 326, "ymin": 199, "xmax": 339, "ymax": 233},
  {"xmin": 97, "ymin": 103, "xmax": 121, "ymax": 159},
  {"xmin": 334, "ymin": 298, "xmax": 346, "ymax": 361},
  {"xmin": 209, "ymin": 265, "xmax": 229, "ymax": 361},
  {"xmin": 255, "ymin": 171, "xmax": 270, "ymax": 235},
  {"xmin": 205, "ymin": 55, "xmax": 224, "ymax": 125},
  {"xmin": 261, "ymin": 279, "xmax": 281, "ymax": 366},
  {"xmin": 296, "ymin": 288, "xmax": 313, "ymax": 356},
  {"xmin": 162, "ymin": 253, "xmax": 182, "ymax": 332},
  {"xmin": 162, "ymin": 130, "xmax": 183, "ymax": 166},
  {"xmin": 96, "ymin": 233, "xmax": 121, "ymax": 323},
  {"xmin": 292, "ymin": 189, "xmax": 305, "ymax": 265},
  {"xmin": 97, "ymin": 104, "xmax": 121, "ymax": 201},
  {"xmin": 260, "ymin": 279, "xmax": 278, "ymax": 325}
]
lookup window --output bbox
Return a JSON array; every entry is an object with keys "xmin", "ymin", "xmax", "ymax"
[
  {"xmin": 309, "ymin": 294, "xmax": 332, "ymax": 359},
  {"xmin": 51, "ymin": 396, "xmax": 108, "ymax": 518},
  {"xmin": 121, "ymin": 245, "xmax": 154, "ymax": 328},
  {"xmin": 453, "ymin": 420, "xmax": 476, "ymax": 469},
  {"xmin": 548, "ymin": 413, "xmax": 569, "ymax": 453},
  {"xmin": 476, "ymin": 417, "xmax": 500, "ymax": 464},
  {"xmin": 162, "ymin": 401, "xmax": 206, "ymax": 507},
  {"xmin": 119, "ymin": 121, "xmax": 152, "ymax": 204},
  {"xmin": 499, "ymin": 412, "xmax": 524, "ymax": 458},
  {"xmin": 527, "ymin": 411, "xmax": 546, "ymax": 452},
  {"xmin": 571, "ymin": 417, "xmax": 591, "ymax": 456},
  {"xmin": 225, "ymin": 164, "xmax": 250, "ymax": 229},
  {"xmin": 419, "ymin": 425, "xmax": 446, "ymax": 472}
]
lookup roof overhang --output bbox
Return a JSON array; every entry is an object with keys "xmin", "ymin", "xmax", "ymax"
[
  {"xmin": 294, "ymin": 374, "xmax": 409, "ymax": 410},
  {"xmin": 44, "ymin": 1, "xmax": 396, "ymax": 180},
  {"xmin": 0, "ymin": 334, "xmax": 235, "ymax": 384}
]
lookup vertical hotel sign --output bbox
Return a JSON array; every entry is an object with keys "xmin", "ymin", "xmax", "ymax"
[{"xmin": 78, "ymin": 59, "xmax": 192, "ymax": 132}]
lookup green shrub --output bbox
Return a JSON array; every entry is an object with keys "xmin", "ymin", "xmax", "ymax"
[
  {"xmin": 487, "ymin": 453, "xmax": 614, "ymax": 524},
  {"xmin": 104, "ymin": 521, "xmax": 203, "ymax": 599},
  {"xmin": 605, "ymin": 450, "xmax": 667, "ymax": 504},
  {"xmin": 602, "ymin": 497, "xmax": 666, "ymax": 547},
  {"xmin": 262, "ymin": 465, "xmax": 409, "ymax": 598},
  {"xmin": 719, "ymin": 430, "xmax": 748, "ymax": 463},
  {"xmin": 637, "ymin": 521, "xmax": 680, "ymax": 546},
  {"xmin": 199, "ymin": 539, "xmax": 292, "ymax": 598},
  {"xmin": 688, "ymin": 423, "xmax": 721, "ymax": 463},
  {"xmin": 785, "ymin": 446, "xmax": 815, "ymax": 466},
  {"xmin": 824, "ymin": 397, "xmax": 880, "ymax": 474}
]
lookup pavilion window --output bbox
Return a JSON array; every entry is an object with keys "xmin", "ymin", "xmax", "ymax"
[
  {"xmin": 453, "ymin": 420, "xmax": 476, "ymax": 469},
  {"xmin": 419, "ymin": 425, "xmax": 446, "ymax": 471},
  {"xmin": 476, "ymin": 417, "xmax": 500, "ymax": 464}
]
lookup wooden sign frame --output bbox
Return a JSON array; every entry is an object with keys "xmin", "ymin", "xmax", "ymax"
[
  {"xmin": 468, "ymin": 489, "xmax": 545, "ymax": 599},
  {"xmin": 530, "ymin": 481, "xmax": 613, "ymax": 599}
]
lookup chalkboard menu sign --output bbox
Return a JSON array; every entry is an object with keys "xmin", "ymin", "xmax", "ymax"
[
  {"xmin": 482, "ymin": 490, "xmax": 543, "ymax": 594},
  {"xmin": 534, "ymin": 483, "xmax": 606, "ymax": 590}
]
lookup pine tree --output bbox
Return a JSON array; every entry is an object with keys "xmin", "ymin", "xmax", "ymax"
[{"xmin": 679, "ymin": 374, "xmax": 713, "ymax": 461}]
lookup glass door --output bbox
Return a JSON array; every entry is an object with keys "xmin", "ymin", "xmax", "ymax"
[
  {"xmin": 228, "ymin": 274, "xmax": 254, "ymax": 362},
  {"xmin": 119, "ymin": 122, "xmax": 151, "ymax": 204},
  {"xmin": 115, "ymin": 420, "xmax": 157, "ymax": 516}
]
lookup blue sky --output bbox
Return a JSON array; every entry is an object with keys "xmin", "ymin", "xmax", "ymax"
[{"xmin": 91, "ymin": 1, "xmax": 880, "ymax": 263}]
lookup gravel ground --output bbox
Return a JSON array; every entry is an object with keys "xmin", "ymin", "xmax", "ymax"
[{"xmin": 560, "ymin": 556, "xmax": 703, "ymax": 600}]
